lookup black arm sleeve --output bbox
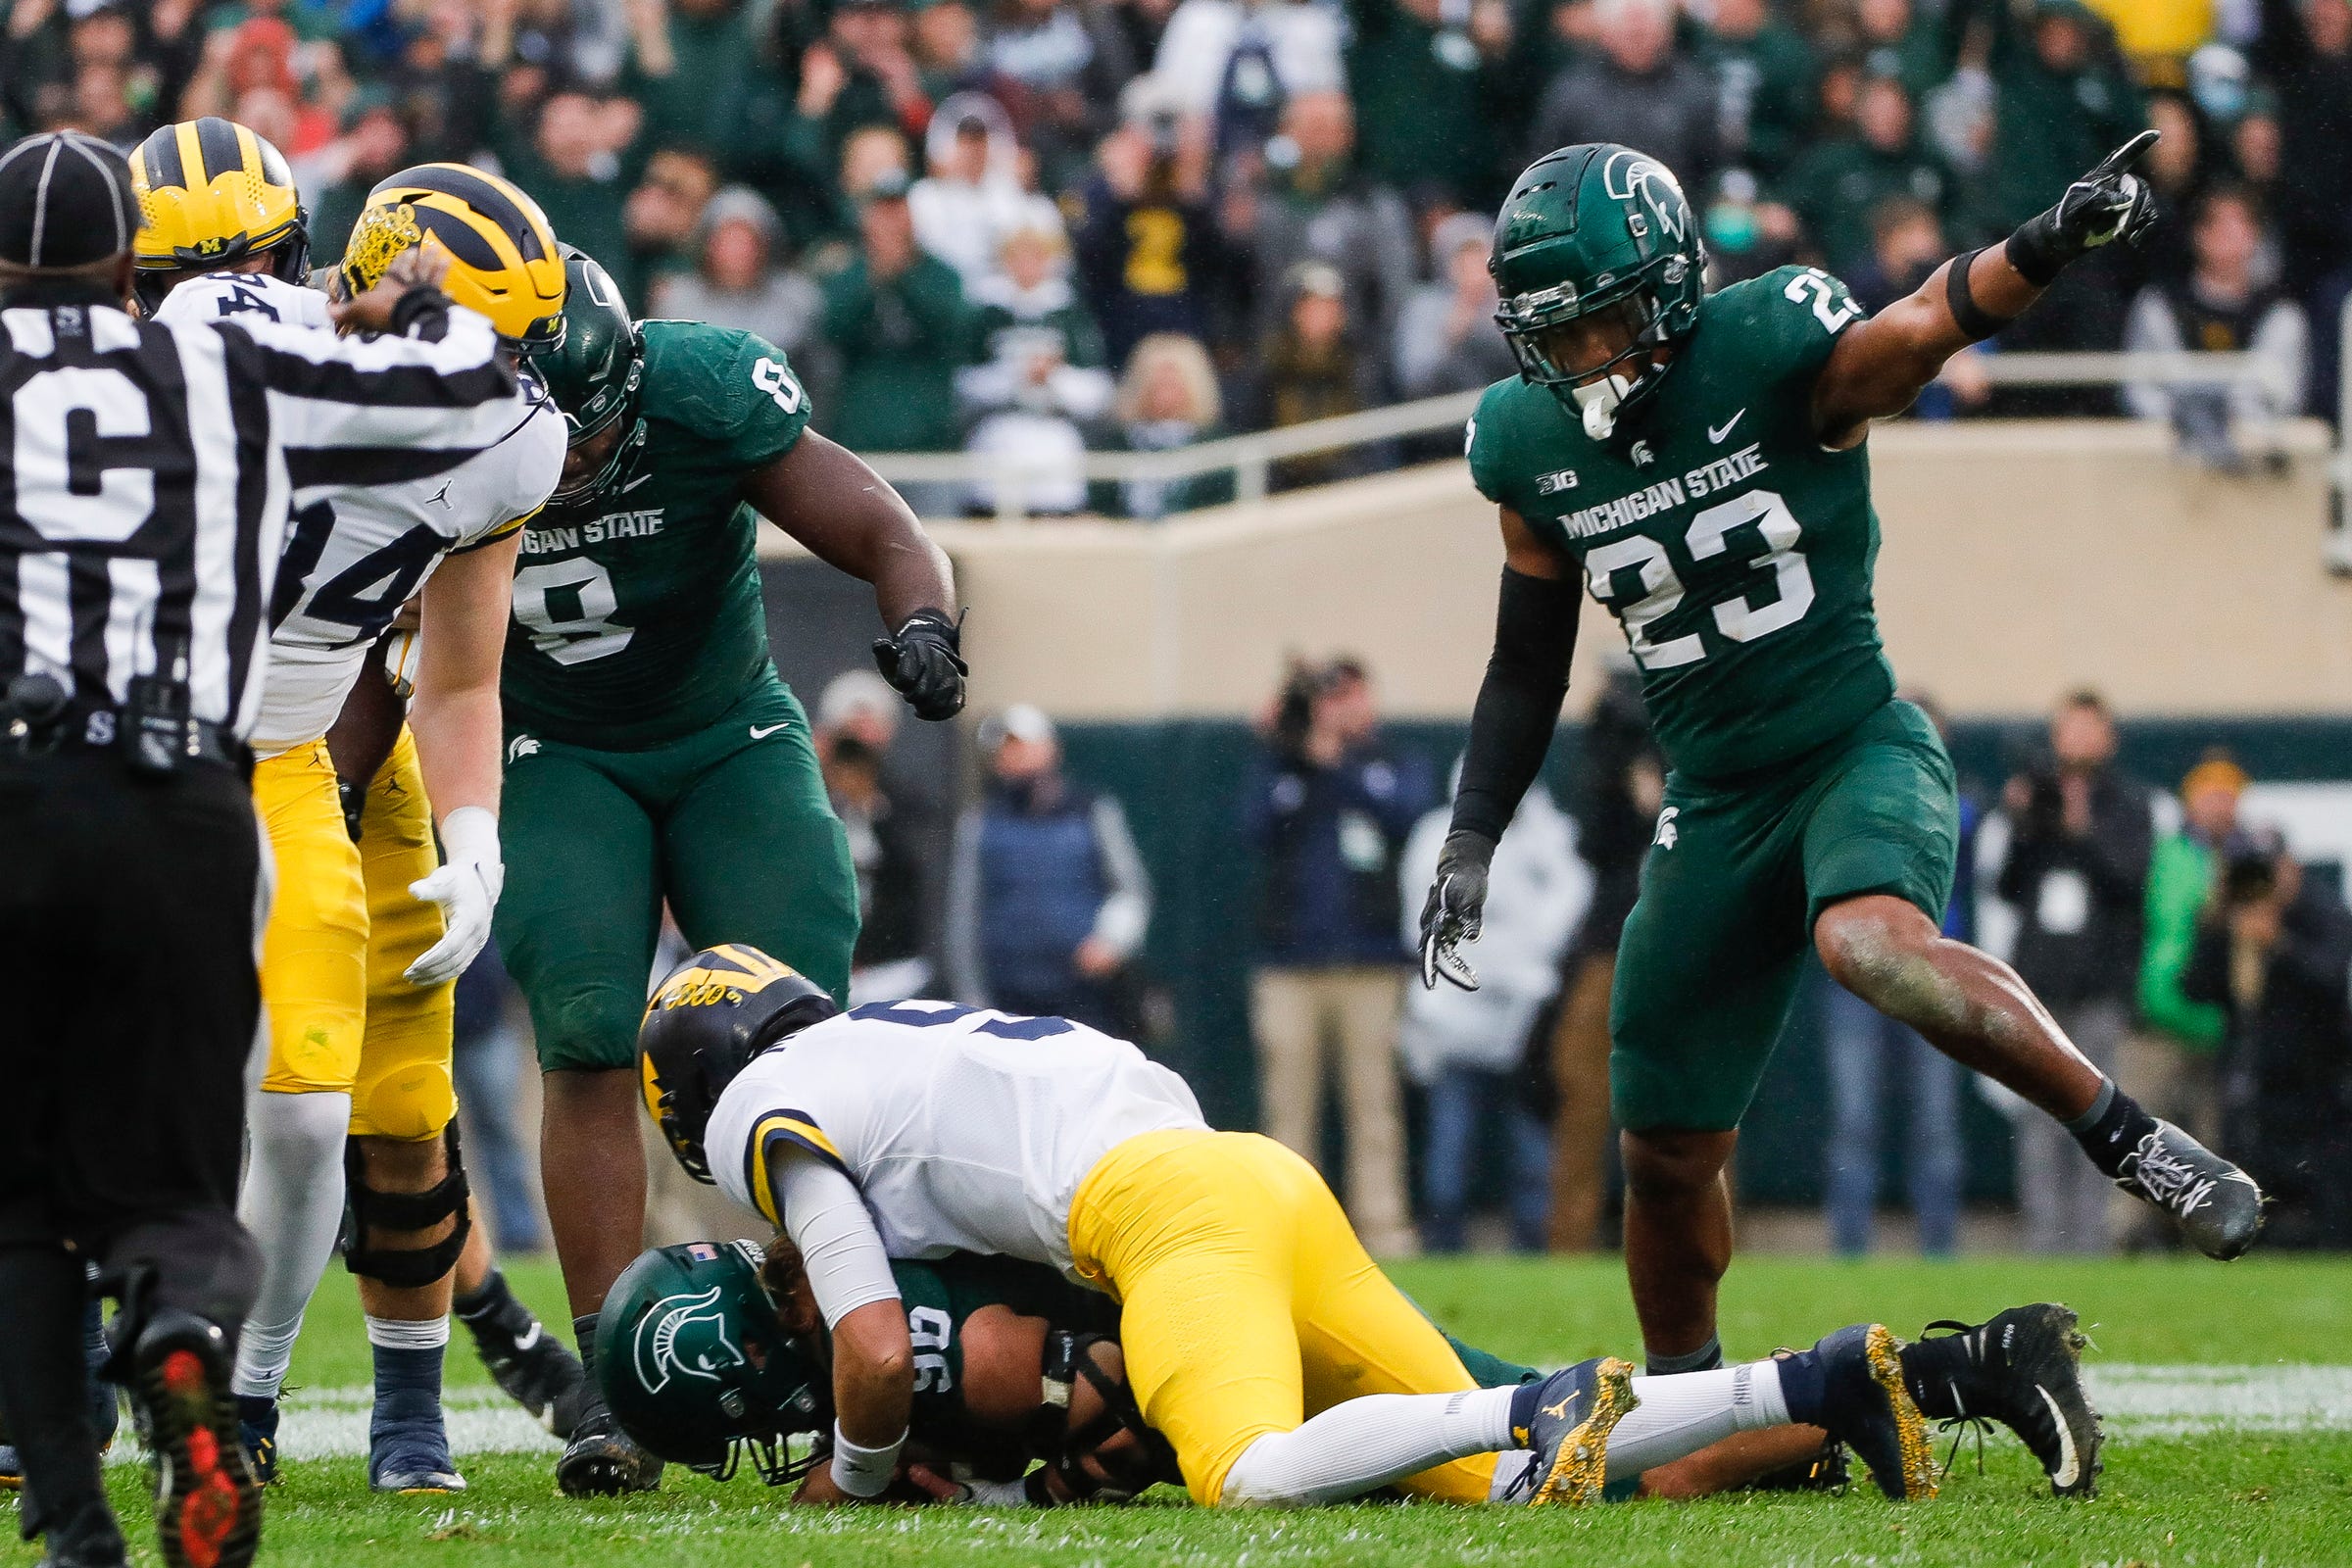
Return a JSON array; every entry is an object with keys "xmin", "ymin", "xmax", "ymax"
[{"xmin": 1448, "ymin": 567, "xmax": 1583, "ymax": 843}]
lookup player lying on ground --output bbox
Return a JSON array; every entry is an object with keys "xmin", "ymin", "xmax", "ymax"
[
  {"xmin": 596, "ymin": 1236, "xmax": 2099, "ymax": 1505},
  {"xmin": 133, "ymin": 123, "xmax": 581, "ymax": 1491},
  {"xmin": 1418, "ymin": 136, "xmax": 2264, "ymax": 1468},
  {"xmin": 635, "ymin": 947, "xmax": 2096, "ymax": 1508}
]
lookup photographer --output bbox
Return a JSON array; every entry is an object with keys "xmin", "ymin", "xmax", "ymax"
[
  {"xmin": 1240, "ymin": 658, "xmax": 1433, "ymax": 1255},
  {"xmin": 2181, "ymin": 835, "xmax": 2352, "ymax": 1248},
  {"xmin": 1994, "ymin": 690, "xmax": 2155, "ymax": 1253}
]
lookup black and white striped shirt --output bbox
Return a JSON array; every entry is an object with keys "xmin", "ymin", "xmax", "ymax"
[{"xmin": 0, "ymin": 289, "xmax": 519, "ymax": 740}]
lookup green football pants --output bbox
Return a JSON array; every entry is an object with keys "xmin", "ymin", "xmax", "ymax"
[
  {"xmin": 1609, "ymin": 699, "xmax": 1958, "ymax": 1134},
  {"xmin": 495, "ymin": 675, "xmax": 858, "ymax": 1074}
]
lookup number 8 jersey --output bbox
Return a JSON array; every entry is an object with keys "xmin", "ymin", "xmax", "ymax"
[
  {"xmin": 1466, "ymin": 265, "xmax": 1897, "ymax": 782},
  {"xmin": 154, "ymin": 270, "xmax": 564, "ymax": 758}
]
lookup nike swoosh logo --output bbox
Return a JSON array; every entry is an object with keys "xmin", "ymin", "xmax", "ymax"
[
  {"xmin": 1708, "ymin": 410, "xmax": 1746, "ymax": 443},
  {"xmin": 749, "ymin": 723, "xmax": 790, "ymax": 740},
  {"xmin": 2036, "ymin": 1385, "xmax": 2080, "ymax": 1488},
  {"xmin": 514, "ymin": 1323, "xmax": 540, "ymax": 1352}
]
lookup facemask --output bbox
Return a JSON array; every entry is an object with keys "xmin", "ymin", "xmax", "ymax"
[{"xmin": 1573, "ymin": 371, "xmax": 1634, "ymax": 440}]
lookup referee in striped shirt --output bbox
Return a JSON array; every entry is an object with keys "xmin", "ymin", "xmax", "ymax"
[{"xmin": 0, "ymin": 131, "xmax": 520, "ymax": 1568}]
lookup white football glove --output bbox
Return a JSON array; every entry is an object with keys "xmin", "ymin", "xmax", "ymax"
[{"xmin": 405, "ymin": 805, "xmax": 504, "ymax": 986}]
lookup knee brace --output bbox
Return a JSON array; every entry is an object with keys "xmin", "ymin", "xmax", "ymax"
[{"xmin": 340, "ymin": 1120, "xmax": 472, "ymax": 1289}]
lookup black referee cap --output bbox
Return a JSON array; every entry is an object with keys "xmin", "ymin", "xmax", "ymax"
[{"xmin": 0, "ymin": 131, "xmax": 141, "ymax": 270}]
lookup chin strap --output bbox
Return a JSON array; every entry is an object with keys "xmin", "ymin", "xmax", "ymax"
[{"xmin": 1025, "ymin": 1330, "xmax": 1180, "ymax": 1502}]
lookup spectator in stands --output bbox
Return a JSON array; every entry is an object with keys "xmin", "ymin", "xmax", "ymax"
[
  {"xmin": 1102, "ymin": 331, "xmax": 1236, "ymax": 518},
  {"xmin": 2125, "ymin": 184, "xmax": 2308, "ymax": 472},
  {"xmin": 2182, "ymin": 828, "xmax": 2352, "ymax": 1248},
  {"xmin": 1394, "ymin": 212, "xmax": 1518, "ymax": 399},
  {"xmin": 1818, "ymin": 694, "xmax": 1973, "ymax": 1257},
  {"xmin": 1986, "ymin": 0, "xmax": 2144, "ymax": 235},
  {"xmin": 1699, "ymin": 168, "xmax": 1803, "ymax": 285},
  {"xmin": 504, "ymin": 87, "xmax": 638, "ymax": 301},
  {"xmin": 1229, "ymin": 88, "xmax": 1415, "ymax": 351},
  {"xmin": 2129, "ymin": 753, "xmax": 2245, "ymax": 1193},
  {"xmin": 957, "ymin": 220, "xmax": 1115, "ymax": 514},
  {"xmin": 452, "ymin": 948, "xmax": 542, "ymax": 1256},
  {"xmin": 622, "ymin": 145, "xmax": 721, "ymax": 301},
  {"xmin": 1398, "ymin": 761, "xmax": 1587, "ymax": 1253},
  {"xmin": 1152, "ymin": 0, "xmax": 1346, "ymax": 146},
  {"xmin": 1847, "ymin": 197, "xmax": 1991, "ymax": 417},
  {"xmin": 1539, "ymin": 662, "xmax": 1657, "ymax": 1250},
  {"xmin": 654, "ymin": 185, "xmax": 834, "ymax": 408},
  {"xmin": 1778, "ymin": 72, "xmax": 1951, "ymax": 277},
  {"xmin": 1701, "ymin": 0, "xmax": 1821, "ymax": 177},
  {"xmin": 911, "ymin": 0, "xmax": 987, "ymax": 104},
  {"xmin": 820, "ymin": 168, "xmax": 974, "ymax": 473},
  {"xmin": 1530, "ymin": 0, "xmax": 1718, "ymax": 191},
  {"xmin": 1855, "ymin": 0, "xmax": 1951, "ymax": 97},
  {"xmin": 911, "ymin": 93, "xmax": 1066, "ymax": 290},
  {"xmin": 948, "ymin": 705, "xmax": 1152, "ymax": 1034},
  {"xmin": 620, "ymin": 0, "xmax": 759, "ymax": 155},
  {"xmin": 1255, "ymin": 262, "xmax": 1387, "ymax": 489},
  {"xmin": 1346, "ymin": 0, "xmax": 1515, "ymax": 208},
  {"xmin": 1071, "ymin": 95, "xmax": 1223, "ymax": 365},
  {"xmin": 2250, "ymin": 0, "xmax": 2352, "ymax": 305},
  {"xmin": 305, "ymin": 89, "xmax": 411, "ymax": 265},
  {"xmin": 1995, "ymin": 689, "xmax": 2155, "ymax": 1254},
  {"xmin": 2084, "ymin": 0, "xmax": 2218, "ymax": 85},
  {"xmin": 1242, "ymin": 657, "xmax": 1433, "ymax": 1256},
  {"xmin": 819, "ymin": 688, "xmax": 934, "ymax": 1005},
  {"xmin": 984, "ymin": 0, "xmax": 1141, "ymax": 190}
]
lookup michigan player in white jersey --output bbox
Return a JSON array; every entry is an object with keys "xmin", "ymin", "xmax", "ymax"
[
  {"xmin": 132, "ymin": 120, "xmax": 572, "ymax": 1492},
  {"xmin": 637, "ymin": 947, "xmax": 2092, "ymax": 1511}
]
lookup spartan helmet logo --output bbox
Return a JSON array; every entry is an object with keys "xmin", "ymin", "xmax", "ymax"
[
  {"xmin": 1600, "ymin": 151, "xmax": 1689, "ymax": 245},
  {"xmin": 634, "ymin": 1286, "xmax": 746, "ymax": 1393}
]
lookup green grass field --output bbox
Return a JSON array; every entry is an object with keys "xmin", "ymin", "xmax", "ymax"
[{"xmin": 21, "ymin": 1252, "xmax": 2352, "ymax": 1567}]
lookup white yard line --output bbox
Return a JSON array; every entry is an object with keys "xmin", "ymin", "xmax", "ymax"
[{"xmin": 93, "ymin": 1364, "xmax": 2352, "ymax": 1465}]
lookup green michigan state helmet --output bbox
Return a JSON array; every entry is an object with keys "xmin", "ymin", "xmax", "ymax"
[
  {"xmin": 1492, "ymin": 143, "xmax": 1706, "ymax": 440},
  {"xmin": 538, "ymin": 244, "xmax": 646, "ymax": 507},
  {"xmin": 639, "ymin": 945, "xmax": 840, "ymax": 1183},
  {"xmin": 595, "ymin": 1240, "xmax": 826, "ymax": 1483}
]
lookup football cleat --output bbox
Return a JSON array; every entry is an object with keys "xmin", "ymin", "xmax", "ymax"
[
  {"xmin": 464, "ymin": 1291, "xmax": 588, "ymax": 1440},
  {"xmin": 1810, "ymin": 1323, "xmax": 1936, "ymax": 1501},
  {"xmin": 2112, "ymin": 1119, "xmax": 2265, "ymax": 1261},
  {"xmin": 0, "ymin": 1443, "xmax": 18, "ymax": 1490},
  {"xmin": 1904, "ymin": 1303, "xmax": 2102, "ymax": 1498},
  {"xmin": 1511, "ymin": 1355, "xmax": 1639, "ymax": 1507},
  {"xmin": 232, "ymin": 1396, "xmax": 277, "ymax": 1487},
  {"xmin": 1739, "ymin": 1437, "xmax": 1850, "ymax": 1494},
  {"xmin": 368, "ymin": 1386, "xmax": 465, "ymax": 1494},
  {"xmin": 556, "ymin": 1398, "xmax": 665, "ymax": 1497},
  {"xmin": 131, "ymin": 1310, "xmax": 262, "ymax": 1568}
]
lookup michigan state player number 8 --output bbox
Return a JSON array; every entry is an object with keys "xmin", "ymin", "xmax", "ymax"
[{"xmin": 1584, "ymin": 488, "xmax": 1816, "ymax": 669}]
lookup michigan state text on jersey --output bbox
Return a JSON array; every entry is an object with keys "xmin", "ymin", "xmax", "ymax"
[
  {"xmin": 1422, "ymin": 139, "xmax": 2261, "ymax": 1427},
  {"xmin": 501, "ymin": 246, "xmax": 963, "ymax": 1500}
]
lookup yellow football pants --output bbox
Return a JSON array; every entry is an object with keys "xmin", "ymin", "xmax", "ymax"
[
  {"xmin": 252, "ymin": 728, "xmax": 454, "ymax": 1140},
  {"xmin": 1067, "ymin": 1128, "xmax": 1494, "ymax": 1506}
]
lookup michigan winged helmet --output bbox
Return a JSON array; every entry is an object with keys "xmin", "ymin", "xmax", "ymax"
[
  {"xmin": 638, "ymin": 946, "xmax": 840, "ymax": 1183},
  {"xmin": 128, "ymin": 117, "xmax": 310, "ymax": 311},
  {"xmin": 341, "ymin": 163, "xmax": 567, "ymax": 351}
]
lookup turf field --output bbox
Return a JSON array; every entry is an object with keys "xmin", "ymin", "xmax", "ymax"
[{"xmin": 26, "ymin": 1251, "xmax": 2352, "ymax": 1567}]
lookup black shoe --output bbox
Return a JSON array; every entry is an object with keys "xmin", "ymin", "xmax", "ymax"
[
  {"xmin": 1509, "ymin": 1355, "xmax": 1639, "ymax": 1507},
  {"xmin": 1739, "ymin": 1438, "xmax": 1850, "ymax": 1494},
  {"xmin": 130, "ymin": 1311, "xmax": 261, "ymax": 1568},
  {"xmin": 2113, "ymin": 1120, "xmax": 2266, "ymax": 1261},
  {"xmin": 1811, "ymin": 1323, "xmax": 1936, "ymax": 1501},
  {"xmin": 462, "ymin": 1287, "xmax": 587, "ymax": 1441},
  {"xmin": 1906, "ymin": 1303, "xmax": 2102, "ymax": 1498},
  {"xmin": 555, "ymin": 1398, "xmax": 663, "ymax": 1497},
  {"xmin": 232, "ymin": 1397, "xmax": 276, "ymax": 1487}
]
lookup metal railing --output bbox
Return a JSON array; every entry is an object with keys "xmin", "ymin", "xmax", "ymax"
[{"xmin": 858, "ymin": 347, "xmax": 2316, "ymax": 528}]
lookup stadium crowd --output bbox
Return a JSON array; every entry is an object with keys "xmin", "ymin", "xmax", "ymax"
[{"xmin": 5, "ymin": 0, "xmax": 2342, "ymax": 513}]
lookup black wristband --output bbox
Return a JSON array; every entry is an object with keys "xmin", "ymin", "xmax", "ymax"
[
  {"xmin": 1942, "ymin": 248, "xmax": 2011, "ymax": 342},
  {"xmin": 2003, "ymin": 214, "xmax": 2068, "ymax": 288},
  {"xmin": 387, "ymin": 285, "xmax": 455, "ymax": 337}
]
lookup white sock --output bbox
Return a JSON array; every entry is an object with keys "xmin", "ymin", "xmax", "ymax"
[
  {"xmin": 1218, "ymin": 1386, "xmax": 1520, "ymax": 1506},
  {"xmin": 231, "ymin": 1088, "xmax": 353, "ymax": 1400},
  {"xmin": 1604, "ymin": 1360, "xmax": 1791, "ymax": 1481},
  {"xmin": 364, "ymin": 1314, "xmax": 452, "ymax": 1351}
]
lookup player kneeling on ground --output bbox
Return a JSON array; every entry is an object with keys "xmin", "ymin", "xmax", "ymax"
[
  {"xmin": 595, "ymin": 1237, "xmax": 2102, "ymax": 1505},
  {"xmin": 635, "ymin": 946, "xmax": 2102, "ymax": 1507}
]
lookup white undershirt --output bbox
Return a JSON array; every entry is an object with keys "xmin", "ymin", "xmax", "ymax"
[{"xmin": 776, "ymin": 1153, "xmax": 901, "ymax": 1327}]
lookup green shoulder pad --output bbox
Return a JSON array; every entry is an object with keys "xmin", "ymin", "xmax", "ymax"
[
  {"xmin": 638, "ymin": 319, "xmax": 813, "ymax": 469},
  {"xmin": 1705, "ymin": 265, "xmax": 1867, "ymax": 392},
  {"xmin": 1467, "ymin": 375, "xmax": 1540, "ymax": 509}
]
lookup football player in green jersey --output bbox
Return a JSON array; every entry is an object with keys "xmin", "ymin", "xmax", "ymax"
[
  {"xmin": 596, "ymin": 1239, "xmax": 2100, "ymax": 1504},
  {"xmin": 1419, "ymin": 137, "xmax": 2264, "ymax": 1431},
  {"xmin": 498, "ymin": 246, "xmax": 965, "ymax": 1496}
]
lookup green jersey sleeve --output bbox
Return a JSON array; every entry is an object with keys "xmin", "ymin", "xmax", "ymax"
[
  {"xmin": 638, "ymin": 320, "xmax": 813, "ymax": 469},
  {"xmin": 1466, "ymin": 378, "xmax": 1525, "ymax": 508}
]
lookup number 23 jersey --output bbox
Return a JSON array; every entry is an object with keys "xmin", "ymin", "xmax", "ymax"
[
  {"xmin": 1467, "ymin": 265, "xmax": 1897, "ymax": 782},
  {"xmin": 706, "ymin": 1001, "xmax": 1204, "ymax": 1276},
  {"xmin": 501, "ymin": 320, "xmax": 811, "ymax": 750},
  {"xmin": 154, "ymin": 270, "xmax": 564, "ymax": 758}
]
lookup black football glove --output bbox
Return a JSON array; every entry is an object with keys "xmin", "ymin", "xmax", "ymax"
[
  {"xmin": 1417, "ymin": 829, "xmax": 1495, "ymax": 993},
  {"xmin": 2006, "ymin": 128, "xmax": 2161, "ymax": 285},
  {"xmin": 872, "ymin": 608, "xmax": 967, "ymax": 721}
]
